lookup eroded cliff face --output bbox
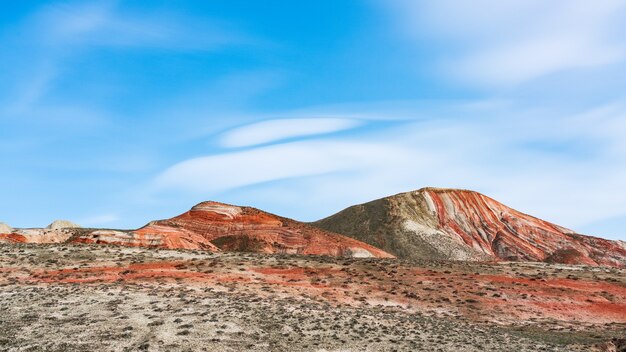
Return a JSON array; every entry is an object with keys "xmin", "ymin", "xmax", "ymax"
[{"xmin": 314, "ymin": 188, "xmax": 626, "ymax": 267}]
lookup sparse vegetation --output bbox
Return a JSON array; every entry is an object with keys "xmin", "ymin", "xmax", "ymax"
[{"xmin": 0, "ymin": 243, "xmax": 623, "ymax": 351}]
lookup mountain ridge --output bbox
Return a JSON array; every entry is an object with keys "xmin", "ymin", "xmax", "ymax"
[
  {"xmin": 1, "ymin": 201, "xmax": 393, "ymax": 259},
  {"xmin": 2, "ymin": 187, "xmax": 624, "ymax": 266}
]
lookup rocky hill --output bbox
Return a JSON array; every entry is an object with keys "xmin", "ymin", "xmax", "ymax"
[
  {"xmin": 313, "ymin": 187, "xmax": 626, "ymax": 267},
  {"xmin": 123, "ymin": 201, "xmax": 392, "ymax": 257},
  {"xmin": 1, "ymin": 202, "xmax": 392, "ymax": 258}
]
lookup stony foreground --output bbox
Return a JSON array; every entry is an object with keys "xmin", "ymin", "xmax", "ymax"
[{"xmin": 0, "ymin": 244, "xmax": 624, "ymax": 351}]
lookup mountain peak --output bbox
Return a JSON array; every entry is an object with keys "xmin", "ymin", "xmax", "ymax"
[
  {"xmin": 190, "ymin": 201, "xmax": 244, "ymax": 220},
  {"xmin": 386, "ymin": 187, "xmax": 483, "ymax": 200},
  {"xmin": 416, "ymin": 187, "xmax": 476, "ymax": 193}
]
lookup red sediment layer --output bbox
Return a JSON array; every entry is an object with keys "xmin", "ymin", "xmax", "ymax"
[
  {"xmin": 0, "ymin": 201, "xmax": 392, "ymax": 258},
  {"xmin": 424, "ymin": 189, "xmax": 626, "ymax": 267},
  {"xmin": 72, "ymin": 229, "xmax": 219, "ymax": 251},
  {"xmin": 135, "ymin": 201, "xmax": 393, "ymax": 258},
  {"xmin": 19, "ymin": 259, "xmax": 626, "ymax": 325},
  {"xmin": 0, "ymin": 233, "xmax": 28, "ymax": 243}
]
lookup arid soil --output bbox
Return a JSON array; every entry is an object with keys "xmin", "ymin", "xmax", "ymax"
[{"xmin": 1, "ymin": 243, "xmax": 624, "ymax": 351}]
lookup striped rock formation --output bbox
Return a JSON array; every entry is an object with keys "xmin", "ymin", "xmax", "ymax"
[
  {"xmin": 313, "ymin": 188, "xmax": 626, "ymax": 267},
  {"xmin": 113, "ymin": 201, "xmax": 393, "ymax": 257},
  {"xmin": 72, "ymin": 229, "xmax": 220, "ymax": 251},
  {"xmin": 0, "ymin": 224, "xmax": 209, "ymax": 250},
  {"xmin": 0, "ymin": 228, "xmax": 75, "ymax": 244},
  {"xmin": 0, "ymin": 221, "xmax": 81, "ymax": 244},
  {"xmin": 2, "ymin": 202, "xmax": 392, "ymax": 258}
]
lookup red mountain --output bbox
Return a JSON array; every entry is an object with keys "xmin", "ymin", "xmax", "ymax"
[
  {"xmin": 69, "ymin": 201, "xmax": 393, "ymax": 258},
  {"xmin": 313, "ymin": 188, "xmax": 626, "ymax": 267}
]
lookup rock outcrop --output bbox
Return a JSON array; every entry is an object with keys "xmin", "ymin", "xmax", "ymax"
[
  {"xmin": 313, "ymin": 187, "xmax": 626, "ymax": 267},
  {"xmin": 0, "ymin": 222, "xmax": 13, "ymax": 234},
  {"xmin": 47, "ymin": 220, "xmax": 81, "ymax": 230}
]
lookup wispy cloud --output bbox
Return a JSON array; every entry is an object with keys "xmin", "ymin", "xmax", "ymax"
[
  {"xmin": 12, "ymin": 76, "xmax": 53, "ymax": 117},
  {"xmin": 38, "ymin": 2, "xmax": 113, "ymax": 41},
  {"xmin": 155, "ymin": 138, "xmax": 423, "ymax": 193},
  {"xmin": 383, "ymin": 0, "xmax": 626, "ymax": 86},
  {"xmin": 219, "ymin": 118, "xmax": 362, "ymax": 148},
  {"xmin": 35, "ymin": 1, "xmax": 243, "ymax": 50}
]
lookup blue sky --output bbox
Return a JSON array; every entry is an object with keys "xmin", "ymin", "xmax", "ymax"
[{"xmin": 1, "ymin": 1, "xmax": 626, "ymax": 241}]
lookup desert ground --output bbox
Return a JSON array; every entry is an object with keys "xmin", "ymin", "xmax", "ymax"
[{"xmin": 0, "ymin": 243, "xmax": 624, "ymax": 351}]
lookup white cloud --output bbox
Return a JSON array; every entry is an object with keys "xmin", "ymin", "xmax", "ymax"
[
  {"xmin": 155, "ymin": 139, "xmax": 426, "ymax": 193},
  {"xmin": 219, "ymin": 118, "xmax": 362, "ymax": 148},
  {"xmin": 383, "ymin": 0, "xmax": 626, "ymax": 86},
  {"xmin": 452, "ymin": 33, "xmax": 622, "ymax": 86}
]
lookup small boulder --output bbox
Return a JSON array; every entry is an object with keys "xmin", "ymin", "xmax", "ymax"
[
  {"xmin": 47, "ymin": 220, "xmax": 81, "ymax": 230},
  {"xmin": 0, "ymin": 222, "xmax": 13, "ymax": 234}
]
